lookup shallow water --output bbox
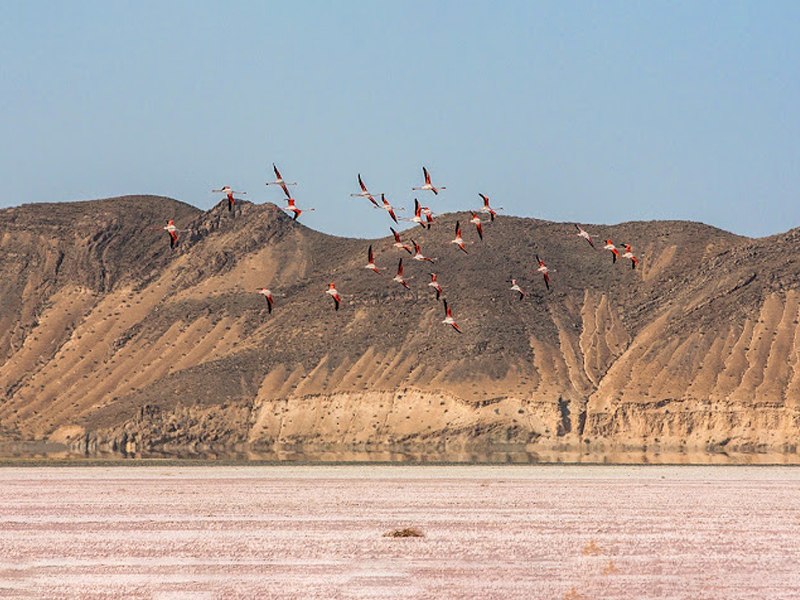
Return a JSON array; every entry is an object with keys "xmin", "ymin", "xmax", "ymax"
[{"xmin": 1, "ymin": 465, "xmax": 799, "ymax": 599}]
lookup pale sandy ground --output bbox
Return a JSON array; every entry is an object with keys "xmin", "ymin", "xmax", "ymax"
[{"xmin": 1, "ymin": 466, "xmax": 799, "ymax": 599}]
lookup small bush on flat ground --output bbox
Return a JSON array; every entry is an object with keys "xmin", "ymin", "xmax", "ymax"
[{"xmin": 383, "ymin": 527, "xmax": 424, "ymax": 538}]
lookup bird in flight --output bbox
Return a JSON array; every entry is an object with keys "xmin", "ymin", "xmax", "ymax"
[
  {"xmin": 470, "ymin": 212, "xmax": 484, "ymax": 240},
  {"xmin": 326, "ymin": 283, "xmax": 341, "ymax": 310},
  {"xmin": 390, "ymin": 227, "xmax": 413, "ymax": 254},
  {"xmin": 477, "ymin": 193, "xmax": 502, "ymax": 221},
  {"xmin": 351, "ymin": 173, "xmax": 379, "ymax": 207},
  {"xmin": 266, "ymin": 163, "xmax": 296, "ymax": 188},
  {"xmin": 376, "ymin": 194, "xmax": 403, "ymax": 224},
  {"xmin": 393, "ymin": 258, "xmax": 411, "ymax": 289},
  {"xmin": 412, "ymin": 166, "xmax": 446, "ymax": 195},
  {"xmin": 575, "ymin": 224, "xmax": 595, "ymax": 248},
  {"xmin": 603, "ymin": 239, "xmax": 619, "ymax": 263},
  {"xmin": 411, "ymin": 239, "xmax": 436, "ymax": 263},
  {"xmin": 364, "ymin": 245, "xmax": 381, "ymax": 274},
  {"xmin": 405, "ymin": 199, "xmax": 429, "ymax": 229},
  {"xmin": 257, "ymin": 287, "xmax": 274, "ymax": 313},
  {"xmin": 422, "ymin": 205, "xmax": 435, "ymax": 228},
  {"xmin": 450, "ymin": 221, "xmax": 468, "ymax": 253},
  {"xmin": 280, "ymin": 185, "xmax": 314, "ymax": 221},
  {"xmin": 536, "ymin": 255, "xmax": 551, "ymax": 290},
  {"xmin": 152, "ymin": 219, "xmax": 189, "ymax": 250},
  {"xmin": 622, "ymin": 244, "xmax": 639, "ymax": 269},
  {"xmin": 212, "ymin": 186, "xmax": 246, "ymax": 213},
  {"xmin": 442, "ymin": 300, "xmax": 462, "ymax": 333},
  {"xmin": 509, "ymin": 279, "xmax": 526, "ymax": 300},
  {"xmin": 428, "ymin": 272, "xmax": 443, "ymax": 300}
]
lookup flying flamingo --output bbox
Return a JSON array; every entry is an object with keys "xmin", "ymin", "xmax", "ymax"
[
  {"xmin": 509, "ymin": 279, "xmax": 526, "ymax": 300},
  {"xmin": 404, "ymin": 199, "xmax": 429, "ymax": 229},
  {"xmin": 622, "ymin": 244, "xmax": 639, "ymax": 269},
  {"xmin": 265, "ymin": 163, "xmax": 297, "ymax": 187},
  {"xmin": 390, "ymin": 227, "xmax": 413, "ymax": 254},
  {"xmin": 441, "ymin": 300, "xmax": 461, "ymax": 333},
  {"xmin": 422, "ymin": 206, "xmax": 435, "ymax": 228},
  {"xmin": 364, "ymin": 245, "xmax": 381, "ymax": 274},
  {"xmin": 478, "ymin": 193, "xmax": 502, "ymax": 221},
  {"xmin": 450, "ymin": 221, "xmax": 468, "ymax": 253},
  {"xmin": 575, "ymin": 224, "xmax": 595, "ymax": 248},
  {"xmin": 536, "ymin": 255, "xmax": 551, "ymax": 290},
  {"xmin": 393, "ymin": 258, "xmax": 411, "ymax": 289},
  {"xmin": 151, "ymin": 219, "xmax": 189, "ymax": 250},
  {"xmin": 326, "ymin": 283, "xmax": 341, "ymax": 310},
  {"xmin": 603, "ymin": 239, "xmax": 619, "ymax": 263},
  {"xmin": 212, "ymin": 186, "xmax": 247, "ymax": 213},
  {"xmin": 280, "ymin": 185, "xmax": 314, "ymax": 221},
  {"xmin": 257, "ymin": 287, "xmax": 274, "ymax": 313},
  {"xmin": 470, "ymin": 212, "xmax": 484, "ymax": 240},
  {"xmin": 411, "ymin": 239, "xmax": 435, "ymax": 263},
  {"xmin": 428, "ymin": 273, "xmax": 443, "ymax": 300},
  {"xmin": 412, "ymin": 166, "xmax": 446, "ymax": 195},
  {"xmin": 376, "ymin": 193, "xmax": 403, "ymax": 223},
  {"xmin": 350, "ymin": 174, "xmax": 379, "ymax": 207}
]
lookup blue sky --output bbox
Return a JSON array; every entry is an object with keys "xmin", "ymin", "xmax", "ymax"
[{"xmin": 1, "ymin": 1, "xmax": 799, "ymax": 238}]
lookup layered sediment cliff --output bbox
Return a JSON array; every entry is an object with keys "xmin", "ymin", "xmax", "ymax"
[{"xmin": 1, "ymin": 196, "xmax": 798, "ymax": 461}]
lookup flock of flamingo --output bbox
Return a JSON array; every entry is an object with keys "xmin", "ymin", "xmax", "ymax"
[{"xmin": 158, "ymin": 165, "xmax": 639, "ymax": 333}]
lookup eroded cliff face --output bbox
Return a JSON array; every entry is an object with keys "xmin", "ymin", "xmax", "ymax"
[{"xmin": 0, "ymin": 196, "xmax": 798, "ymax": 461}]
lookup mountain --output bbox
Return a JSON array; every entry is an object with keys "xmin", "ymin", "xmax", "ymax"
[{"xmin": 0, "ymin": 195, "xmax": 798, "ymax": 462}]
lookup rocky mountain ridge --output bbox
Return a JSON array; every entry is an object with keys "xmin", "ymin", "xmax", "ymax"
[{"xmin": 0, "ymin": 195, "xmax": 798, "ymax": 462}]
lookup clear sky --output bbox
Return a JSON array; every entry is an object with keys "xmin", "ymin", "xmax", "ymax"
[{"xmin": 2, "ymin": 1, "xmax": 798, "ymax": 238}]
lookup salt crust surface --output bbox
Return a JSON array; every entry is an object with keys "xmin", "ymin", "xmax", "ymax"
[{"xmin": 1, "ymin": 465, "xmax": 799, "ymax": 599}]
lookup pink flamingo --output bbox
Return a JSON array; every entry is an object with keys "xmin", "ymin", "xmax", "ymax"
[
  {"xmin": 412, "ymin": 166, "xmax": 446, "ymax": 195},
  {"xmin": 280, "ymin": 185, "xmax": 315, "ymax": 221},
  {"xmin": 536, "ymin": 255, "xmax": 551, "ymax": 290},
  {"xmin": 257, "ymin": 287, "xmax": 274, "ymax": 313},
  {"xmin": 442, "ymin": 300, "xmax": 461, "ymax": 333},
  {"xmin": 509, "ymin": 279, "xmax": 526, "ymax": 300},
  {"xmin": 603, "ymin": 239, "xmax": 619, "ymax": 263},
  {"xmin": 376, "ymin": 193, "xmax": 403, "ymax": 223},
  {"xmin": 575, "ymin": 224, "xmax": 595, "ymax": 248},
  {"xmin": 404, "ymin": 199, "xmax": 429, "ymax": 229},
  {"xmin": 478, "ymin": 193, "xmax": 502, "ymax": 221},
  {"xmin": 390, "ymin": 227, "xmax": 413, "ymax": 254},
  {"xmin": 351, "ymin": 174, "xmax": 379, "ymax": 207},
  {"xmin": 364, "ymin": 245, "xmax": 381, "ymax": 274},
  {"xmin": 411, "ymin": 239, "xmax": 435, "ymax": 263},
  {"xmin": 326, "ymin": 283, "xmax": 342, "ymax": 311},
  {"xmin": 422, "ymin": 206, "xmax": 435, "ymax": 228},
  {"xmin": 393, "ymin": 258, "xmax": 411, "ymax": 289},
  {"xmin": 622, "ymin": 244, "xmax": 639, "ymax": 269},
  {"xmin": 151, "ymin": 219, "xmax": 189, "ymax": 250},
  {"xmin": 428, "ymin": 273, "xmax": 443, "ymax": 300},
  {"xmin": 450, "ymin": 221, "xmax": 468, "ymax": 253},
  {"xmin": 265, "ymin": 163, "xmax": 296, "ymax": 188},
  {"xmin": 470, "ymin": 212, "xmax": 484, "ymax": 240},
  {"xmin": 212, "ymin": 186, "xmax": 247, "ymax": 213}
]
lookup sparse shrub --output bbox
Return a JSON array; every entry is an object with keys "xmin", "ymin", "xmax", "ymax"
[
  {"xmin": 564, "ymin": 588, "xmax": 584, "ymax": 600},
  {"xmin": 383, "ymin": 527, "xmax": 424, "ymax": 538},
  {"xmin": 582, "ymin": 540, "xmax": 601, "ymax": 555},
  {"xmin": 602, "ymin": 560, "xmax": 619, "ymax": 575}
]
